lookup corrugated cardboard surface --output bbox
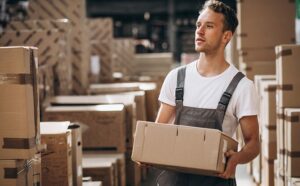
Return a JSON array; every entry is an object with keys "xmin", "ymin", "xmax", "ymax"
[
  {"xmin": 89, "ymin": 82, "xmax": 158, "ymax": 121},
  {"xmin": 238, "ymin": 47, "xmax": 275, "ymax": 62},
  {"xmin": 49, "ymin": 95, "xmax": 137, "ymax": 148},
  {"xmin": 276, "ymin": 44, "xmax": 300, "ymax": 108},
  {"xmin": 239, "ymin": 60, "xmax": 275, "ymax": 80},
  {"xmin": 284, "ymin": 109, "xmax": 300, "ymax": 177},
  {"xmin": 83, "ymin": 155, "xmax": 115, "ymax": 186},
  {"xmin": 0, "ymin": 47, "xmax": 40, "ymax": 159},
  {"xmin": 83, "ymin": 181, "xmax": 102, "ymax": 186},
  {"xmin": 0, "ymin": 158, "xmax": 35, "ymax": 185},
  {"xmin": 237, "ymin": 0, "xmax": 295, "ymax": 49},
  {"xmin": 44, "ymin": 105, "xmax": 126, "ymax": 152},
  {"xmin": 132, "ymin": 121, "xmax": 238, "ymax": 177},
  {"xmin": 41, "ymin": 122, "xmax": 73, "ymax": 186},
  {"xmin": 83, "ymin": 152, "xmax": 126, "ymax": 186}
]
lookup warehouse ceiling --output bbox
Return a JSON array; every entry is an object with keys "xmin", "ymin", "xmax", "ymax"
[{"xmin": 87, "ymin": 0, "xmax": 236, "ymax": 17}]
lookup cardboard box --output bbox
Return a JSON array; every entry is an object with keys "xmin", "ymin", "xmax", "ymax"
[
  {"xmin": 49, "ymin": 95, "xmax": 137, "ymax": 148},
  {"xmin": 44, "ymin": 104, "xmax": 126, "ymax": 152},
  {"xmin": 87, "ymin": 18, "xmax": 114, "ymax": 83},
  {"xmin": 89, "ymin": 82, "xmax": 158, "ymax": 121},
  {"xmin": 237, "ymin": 0, "xmax": 295, "ymax": 49},
  {"xmin": 0, "ymin": 29, "xmax": 62, "ymax": 67},
  {"xmin": 43, "ymin": 122, "xmax": 83, "ymax": 186},
  {"xmin": 83, "ymin": 152, "xmax": 126, "ymax": 186},
  {"xmin": 112, "ymin": 38, "xmax": 135, "ymax": 76},
  {"xmin": 82, "ymin": 154, "xmax": 115, "ymax": 186},
  {"xmin": 284, "ymin": 108, "xmax": 300, "ymax": 177},
  {"xmin": 41, "ymin": 122, "xmax": 73, "ymax": 186},
  {"xmin": 132, "ymin": 121, "xmax": 238, "ymax": 177},
  {"xmin": 33, "ymin": 153, "xmax": 42, "ymax": 186},
  {"xmin": 83, "ymin": 181, "xmax": 102, "ymax": 186},
  {"xmin": 239, "ymin": 60, "xmax": 275, "ymax": 80},
  {"xmin": 0, "ymin": 159, "xmax": 35, "ymax": 186},
  {"xmin": 0, "ymin": 46, "xmax": 40, "ymax": 159},
  {"xmin": 276, "ymin": 44, "xmax": 300, "ymax": 108},
  {"xmin": 238, "ymin": 48, "xmax": 275, "ymax": 62}
]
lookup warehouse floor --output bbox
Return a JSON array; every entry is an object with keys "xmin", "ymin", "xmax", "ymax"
[{"xmin": 141, "ymin": 164, "xmax": 255, "ymax": 186}]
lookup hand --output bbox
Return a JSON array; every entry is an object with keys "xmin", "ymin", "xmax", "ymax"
[
  {"xmin": 136, "ymin": 161, "xmax": 153, "ymax": 168},
  {"xmin": 218, "ymin": 150, "xmax": 239, "ymax": 179}
]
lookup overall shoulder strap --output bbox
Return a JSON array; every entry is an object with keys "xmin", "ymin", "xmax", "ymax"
[
  {"xmin": 217, "ymin": 72, "xmax": 245, "ymax": 125},
  {"xmin": 174, "ymin": 66, "xmax": 186, "ymax": 124}
]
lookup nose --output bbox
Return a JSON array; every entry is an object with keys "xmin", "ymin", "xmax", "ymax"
[{"xmin": 196, "ymin": 25, "xmax": 205, "ymax": 35}]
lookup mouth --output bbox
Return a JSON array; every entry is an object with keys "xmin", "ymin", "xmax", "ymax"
[{"xmin": 195, "ymin": 38, "xmax": 205, "ymax": 43}]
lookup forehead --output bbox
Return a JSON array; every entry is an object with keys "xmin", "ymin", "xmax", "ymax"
[{"xmin": 197, "ymin": 8, "xmax": 224, "ymax": 24}]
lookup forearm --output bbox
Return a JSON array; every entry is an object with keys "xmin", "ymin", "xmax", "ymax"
[{"xmin": 234, "ymin": 138, "xmax": 260, "ymax": 165}]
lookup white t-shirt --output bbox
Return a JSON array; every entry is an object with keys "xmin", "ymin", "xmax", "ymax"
[{"xmin": 158, "ymin": 61, "xmax": 259, "ymax": 137}]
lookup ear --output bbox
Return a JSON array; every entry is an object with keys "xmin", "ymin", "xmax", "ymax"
[{"xmin": 223, "ymin": 31, "xmax": 233, "ymax": 44}]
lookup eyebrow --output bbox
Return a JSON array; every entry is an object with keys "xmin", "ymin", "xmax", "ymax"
[{"xmin": 196, "ymin": 21, "xmax": 215, "ymax": 25}]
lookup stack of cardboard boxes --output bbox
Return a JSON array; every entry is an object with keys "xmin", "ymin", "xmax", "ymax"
[
  {"xmin": 0, "ymin": 47, "xmax": 41, "ymax": 185},
  {"xmin": 274, "ymin": 44, "xmax": 300, "ymax": 186},
  {"xmin": 236, "ymin": 0, "xmax": 295, "ymax": 80},
  {"xmin": 28, "ymin": 0, "xmax": 91, "ymax": 94}
]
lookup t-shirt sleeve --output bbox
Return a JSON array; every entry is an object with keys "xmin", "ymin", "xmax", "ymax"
[
  {"xmin": 234, "ymin": 79, "xmax": 259, "ymax": 121},
  {"xmin": 158, "ymin": 68, "xmax": 177, "ymax": 106}
]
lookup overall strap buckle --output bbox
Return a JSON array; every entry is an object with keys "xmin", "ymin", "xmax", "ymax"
[
  {"xmin": 219, "ymin": 92, "xmax": 232, "ymax": 106},
  {"xmin": 175, "ymin": 87, "xmax": 184, "ymax": 101}
]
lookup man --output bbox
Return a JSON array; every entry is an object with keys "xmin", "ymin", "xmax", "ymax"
[{"xmin": 155, "ymin": 0, "xmax": 260, "ymax": 185}]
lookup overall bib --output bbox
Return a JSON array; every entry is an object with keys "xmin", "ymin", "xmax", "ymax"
[{"xmin": 156, "ymin": 66, "xmax": 245, "ymax": 186}]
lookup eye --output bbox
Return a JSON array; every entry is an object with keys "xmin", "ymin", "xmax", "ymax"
[{"xmin": 206, "ymin": 25, "xmax": 213, "ymax": 28}]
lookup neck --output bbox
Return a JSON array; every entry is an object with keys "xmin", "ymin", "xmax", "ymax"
[{"xmin": 196, "ymin": 52, "xmax": 229, "ymax": 77}]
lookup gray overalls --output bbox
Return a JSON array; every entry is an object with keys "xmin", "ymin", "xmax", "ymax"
[{"xmin": 156, "ymin": 66, "xmax": 245, "ymax": 186}]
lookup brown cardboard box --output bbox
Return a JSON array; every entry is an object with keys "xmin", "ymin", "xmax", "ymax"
[
  {"xmin": 0, "ymin": 159, "xmax": 35, "ymax": 186},
  {"xmin": 0, "ymin": 46, "xmax": 40, "ymax": 159},
  {"xmin": 132, "ymin": 121, "xmax": 238, "ymax": 176},
  {"xmin": 0, "ymin": 29, "xmax": 61, "ymax": 67},
  {"xmin": 83, "ymin": 154, "xmax": 115, "ymax": 186},
  {"xmin": 238, "ymin": 48, "xmax": 275, "ymax": 62},
  {"xmin": 83, "ymin": 152, "xmax": 126, "ymax": 186},
  {"xmin": 40, "ymin": 122, "xmax": 73, "ymax": 186},
  {"xmin": 87, "ymin": 18, "xmax": 114, "ymax": 83},
  {"xmin": 89, "ymin": 82, "xmax": 158, "ymax": 121},
  {"xmin": 284, "ymin": 109, "xmax": 300, "ymax": 177},
  {"xmin": 239, "ymin": 60, "xmax": 275, "ymax": 80},
  {"xmin": 276, "ymin": 44, "xmax": 300, "ymax": 108},
  {"xmin": 68, "ymin": 124, "xmax": 83, "ymax": 186},
  {"xmin": 83, "ymin": 181, "xmax": 102, "ymax": 186},
  {"xmin": 112, "ymin": 38, "xmax": 135, "ymax": 77},
  {"xmin": 237, "ymin": 0, "xmax": 295, "ymax": 49},
  {"xmin": 49, "ymin": 95, "xmax": 137, "ymax": 148},
  {"xmin": 44, "ymin": 104, "xmax": 126, "ymax": 152}
]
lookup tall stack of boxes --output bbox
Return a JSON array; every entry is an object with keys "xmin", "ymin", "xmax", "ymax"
[
  {"xmin": 0, "ymin": 47, "xmax": 41, "ymax": 185},
  {"xmin": 275, "ymin": 44, "xmax": 300, "ymax": 186},
  {"xmin": 87, "ymin": 18, "xmax": 114, "ymax": 83},
  {"xmin": 28, "ymin": 0, "xmax": 91, "ymax": 94},
  {"xmin": 237, "ymin": 0, "xmax": 295, "ymax": 80}
]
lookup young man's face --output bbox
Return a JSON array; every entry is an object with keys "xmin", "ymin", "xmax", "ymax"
[{"xmin": 195, "ymin": 8, "xmax": 227, "ymax": 53}]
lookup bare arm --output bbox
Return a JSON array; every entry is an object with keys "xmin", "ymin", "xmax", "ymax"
[
  {"xmin": 155, "ymin": 102, "xmax": 176, "ymax": 124},
  {"xmin": 219, "ymin": 115, "xmax": 260, "ymax": 179}
]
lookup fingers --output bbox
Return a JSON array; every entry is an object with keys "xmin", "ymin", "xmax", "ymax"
[{"xmin": 225, "ymin": 150, "xmax": 236, "ymax": 157}]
